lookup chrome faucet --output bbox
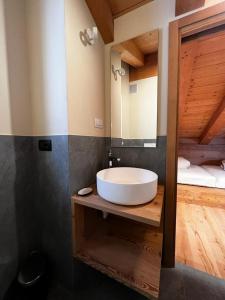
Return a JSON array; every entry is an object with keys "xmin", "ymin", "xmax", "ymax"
[{"xmin": 108, "ymin": 149, "xmax": 120, "ymax": 168}]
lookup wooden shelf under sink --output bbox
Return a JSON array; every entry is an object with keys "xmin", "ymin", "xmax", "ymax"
[
  {"xmin": 72, "ymin": 185, "xmax": 164, "ymax": 226},
  {"xmin": 71, "ymin": 186, "xmax": 164, "ymax": 299}
]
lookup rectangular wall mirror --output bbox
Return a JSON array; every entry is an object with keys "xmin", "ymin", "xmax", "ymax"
[{"xmin": 110, "ymin": 29, "xmax": 159, "ymax": 148}]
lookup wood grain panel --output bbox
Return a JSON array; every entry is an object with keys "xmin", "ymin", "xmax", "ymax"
[
  {"xmin": 176, "ymin": 0, "xmax": 205, "ymax": 17},
  {"xmin": 200, "ymin": 97, "xmax": 225, "ymax": 144},
  {"xmin": 72, "ymin": 185, "xmax": 164, "ymax": 227},
  {"xmin": 198, "ymin": 30, "xmax": 225, "ymax": 55},
  {"xmin": 194, "ymin": 50, "xmax": 225, "ymax": 68},
  {"xmin": 164, "ymin": 20, "xmax": 179, "ymax": 268},
  {"xmin": 108, "ymin": 0, "xmax": 153, "ymax": 18},
  {"xmin": 177, "ymin": 184, "xmax": 225, "ymax": 209},
  {"xmin": 178, "ymin": 137, "xmax": 225, "ymax": 165},
  {"xmin": 129, "ymin": 52, "xmax": 158, "ymax": 82},
  {"xmin": 112, "ymin": 40, "xmax": 144, "ymax": 67},
  {"xmin": 179, "ymin": 29, "xmax": 225, "ymax": 139},
  {"xmin": 186, "ymin": 84, "xmax": 225, "ymax": 96},
  {"xmin": 179, "ymin": 40, "xmax": 198, "ymax": 125},
  {"xmin": 190, "ymin": 74, "xmax": 225, "ymax": 88},
  {"xmin": 192, "ymin": 64, "xmax": 225, "ymax": 78},
  {"xmin": 133, "ymin": 30, "xmax": 159, "ymax": 55},
  {"xmin": 73, "ymin": 205, "xmax": 163, "ymax": 299},
  {"xmin": 176, "ymin": 185, "xmax": 225, "ymax": 280},
  {"xmin": 85, "ymin": 0, "xmax": 114, "ymax": 44},
  {"xmin": 181, "ymin": 12, "xmax": 225, "ymax": 38}
]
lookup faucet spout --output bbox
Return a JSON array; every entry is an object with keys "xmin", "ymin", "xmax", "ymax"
[{"xmin": 108, "ymin": 149, "xmax": 120, "ymax": 168}]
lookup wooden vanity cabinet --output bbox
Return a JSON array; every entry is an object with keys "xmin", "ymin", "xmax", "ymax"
[{"xmin": 72, "ymin": 186, "xmax": 164, "ymax": 299}]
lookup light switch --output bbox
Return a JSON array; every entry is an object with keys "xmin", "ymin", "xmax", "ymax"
[{"xmin": 94, "ymin": 118, "xmax": 104, "ymax": 129}]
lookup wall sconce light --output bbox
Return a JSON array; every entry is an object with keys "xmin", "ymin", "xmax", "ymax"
[
  {"xmin": 112, "ymin": 65, "xmax": 126, "ymax": 81},
  {"xmin": 80, "ymin": 27, "xmax": 98, "ymax": 46}
]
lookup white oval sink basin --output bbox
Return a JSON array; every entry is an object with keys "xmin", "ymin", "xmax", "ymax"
[{"xmin": 97, "ymin": 167, "xmax": 158, "ymax": 206}]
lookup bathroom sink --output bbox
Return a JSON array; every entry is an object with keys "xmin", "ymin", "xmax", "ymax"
[{"xmin": 96, "ymin": 167, "xmax": 158, "ymax": 205}]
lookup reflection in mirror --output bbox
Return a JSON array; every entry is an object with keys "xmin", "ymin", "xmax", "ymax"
[{"xmin": 110, "ymin": 30, "xmax": 159, "ymax": 148}]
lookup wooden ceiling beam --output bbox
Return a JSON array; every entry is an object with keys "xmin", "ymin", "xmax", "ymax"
[
  {"xmin": 200, "ymin": 97, "xmax": 225, "ymax": 144},
  {"xmin": 109, "ymin": 0, "xmax": 153, "ymax": 19},
  {"xmin": 112, "ymin": 40, "xmax": 144, "ymax": 68},
  {"xmin": 129, "ymin": 52, "xmax": 158, "ymax": 82},
  {"xmin": 85, "ymin": 0, "xmax": 114, "ymax": 44},
  {"xmin": 176, "ymin": 0, "xmax": 205, "ymax": 16}
]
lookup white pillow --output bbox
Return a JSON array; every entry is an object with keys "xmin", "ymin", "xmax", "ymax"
[
  {"xmin": 221, "ymin": 160, "xmax": 225, "ymax": 171},
  {"xmin": 178, "ymin": 157, "xmax": 191, "ymax": 169}
]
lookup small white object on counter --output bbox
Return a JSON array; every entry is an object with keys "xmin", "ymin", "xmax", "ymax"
[{"xmin": 78, "ymin": 187, "xmax": 93, "ymax": 196}]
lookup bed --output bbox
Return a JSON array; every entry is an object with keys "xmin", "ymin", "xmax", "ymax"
[
  {"xmin": 177, "ymin": 165, "xmax": 217, "ymax": 188},
  {"xmin": 202, "ymin": 165, "xmax": 225, "ymax": 189},
  {"xmin": 177, "ymin": 157, "xmax": 225, "ymax": 188}
]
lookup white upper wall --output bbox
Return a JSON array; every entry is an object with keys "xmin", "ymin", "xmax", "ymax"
[
  {"xmin": 65, "ymin": 0, "xmax": 105, "ymax": 137},
  {"xmin": 105, "ymin": 0, "xmax": 225, "ymax": 137},
  {"xmin": 1, "ymin": 0, "xmax": 105, "ymax": 137},
  {"xmin": 26, "ymin": 0, "xmax": 68, "ymax": 136},
  {"xmin": 0, "ymin": 0, "xmax": 68, "ymax": 136},
  {"xmin": 129, "ymin": 77, "xmax": 158, "ymax": 139},
  {"xmin": 3, "ymin": 0, "xmax": 32, "ymax": 136},
  {"xmin": 111, "ymin": 50, "xmax": 122, "ymax": 138},
  {"xmin": 0, "ymin": 0, "xmax": 12, "ymax": 134}
]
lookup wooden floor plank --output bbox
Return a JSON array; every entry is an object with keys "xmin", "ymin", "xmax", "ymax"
[
  {"xmin": 177, "ymin": 184, "xmax": 225, "ymax": 209},
  {"xmin": 176, "ymin": 184, "xmax": 225, "ymax": 280}
]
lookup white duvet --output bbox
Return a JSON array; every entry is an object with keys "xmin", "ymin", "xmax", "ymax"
[
  {"xmin": 177, "ymin": 165, "xmax": 216, "ymax": 188},
  {"xmin": 202, "ymin": 165, "xmax": 225, "ymax": 189}
]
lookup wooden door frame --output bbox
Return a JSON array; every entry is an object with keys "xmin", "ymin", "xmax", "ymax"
[{"xmin": 164, "ymin": 2, "xmax": 225, "ymax": 267}]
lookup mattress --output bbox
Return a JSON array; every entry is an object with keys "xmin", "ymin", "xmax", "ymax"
[
  {"xmin": 202, "ymin": 165, "xmax": 225, "ymax": 189},
  {"xmin": 177, "ymin": 165, "xmax": 216, "ymax": 188}
]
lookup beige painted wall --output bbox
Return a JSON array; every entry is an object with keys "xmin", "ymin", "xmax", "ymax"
[
  {"xmin": 0, "ymin": 0, "xmax": 11, "ymax": 134},
  {"xmin": 119, "ymin": 62, "xmax": 158, "ymax": 140},
  {"xmin": 26, "ymin": 0, "xmax": 68, "ymax": 136},
  {"xmin": 0, "ymin": 0, "xmax": 68, "ymax": 136},
  {"xmin": 111, "ymin": 50, "xmax": 122, "ymax": 138},
  {"xmin": 121, "ymin": 62, "xmax": 130, "ymax": 139},
  {"xmin": 4, "ymin": 0, "xmax": 32, "ymax": 136},
  {"xmin": 65, "ymin": 0, "xmax": 105, "ymax": 137},
  {"xmin": 1, "ymin": 0, "xmax": 105, "ymax": 137},
  {"xmin": 105, "ymin": 0, "xmax": 225, "ymax": 137},
  {"xmin": 129, "ymin": 77, "xmax": 158, "ymax": 139}
]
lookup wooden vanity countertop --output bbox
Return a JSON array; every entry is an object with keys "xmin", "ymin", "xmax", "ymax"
[{"xmin": 72, "ymin": 185, "xmax": 164, "ymax": 227}]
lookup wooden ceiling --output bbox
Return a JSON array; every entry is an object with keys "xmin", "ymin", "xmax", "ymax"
[
  {"xmin": 179, "ymin": 29, "xmax": 225, "ymax": 145},
  {"xmin": 108, "ymin": 0, "xmax": 153, "ymax": 18},
  {"xmin": 176, "ymin": 0, "xmax": 205, "ymax": 16},
  {"xmin": 85, "ymin": 0, "xmax": 154, "ymax": 43},
  {"xmin": 112, "ymin": 30, "xmax": 158, "ymax": 68},
  {"xmin": 133, "ymin": 30, "xmax": 158, "ymax": 55},
  {"xmin": 86, "ymin": 0, "xmax": 205, "ymax": 43}
]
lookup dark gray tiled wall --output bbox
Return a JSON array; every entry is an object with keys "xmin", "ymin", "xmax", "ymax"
[
  {"xmin": 110, "ymin": 136, "xmax": 167, "ymax": 184},
  {"xmin": 0, "ymin": 135, "xmax": 73, "ymax": 299},
  {"xmin": 0, "ymin": 136, "xmax": 38, "ymax": 300},
  {"xmin": 68, "ymin": 135, "xmax": 108, "ymax": 288},
  {"xmin": 68, "ymin": 136, "xmax": 107, "ymax": 194},
  {"xmin": 0, "ymin": 136, "xmax": 18, "ymax": 300},
  {"xmin": 33, "ymin": 136, "xmax": 73, "ymax": 289}
]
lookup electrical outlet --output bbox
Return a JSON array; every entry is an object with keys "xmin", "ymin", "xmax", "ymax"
[{"xmin": 38, "ymin": 140, "xmax": 52, "ymax": 151}]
